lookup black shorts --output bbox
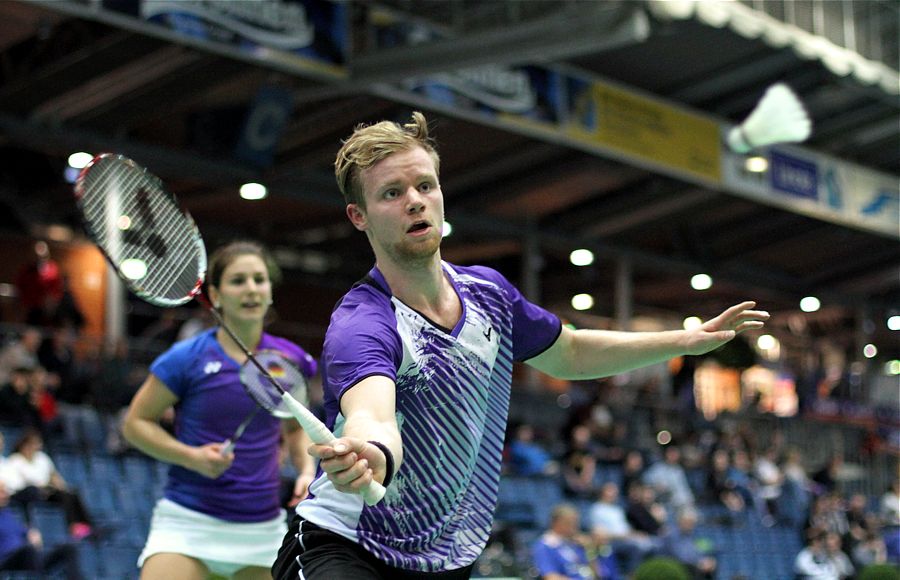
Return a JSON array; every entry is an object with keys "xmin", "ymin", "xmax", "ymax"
[{"xmin": 271, "ymin": 514, "xmax": 474, "ymax": 580}]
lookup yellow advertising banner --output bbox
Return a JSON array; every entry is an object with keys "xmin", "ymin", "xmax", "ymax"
[{"xmin": 568, "ymin": 81, "xmax": 721, "ymax": 183}]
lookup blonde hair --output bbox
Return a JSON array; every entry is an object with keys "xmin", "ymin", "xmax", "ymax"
[{"xmin": 334, "ymin": 111, "xmax": 440, "ymax": 207}]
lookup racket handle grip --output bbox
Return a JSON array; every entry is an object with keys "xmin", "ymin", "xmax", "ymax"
[
  {"xmin": 280, "ymin": 393, "xmax": 387, "ymax": 505},
  {"xmin": 221, "ymin": 439, "xmax": 236, "ymax": 456}
]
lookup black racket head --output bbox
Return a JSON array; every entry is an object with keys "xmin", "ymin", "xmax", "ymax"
[
  {"xmin": 240, "ymin": 350, "xmax": 309, "ymax": 419},
  {"xmin": 74, "ymin": 153, "xmax": 207, "ymax": 308}
]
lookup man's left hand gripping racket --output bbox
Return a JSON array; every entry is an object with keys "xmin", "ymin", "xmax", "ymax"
[{"xmin": 74, "ymin": 153, "xmax": 386, "ymax": 506}]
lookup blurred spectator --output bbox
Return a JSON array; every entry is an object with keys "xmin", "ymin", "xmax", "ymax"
[
  {"xmin": 662, "ymin": 508, "xmax": 716, "ymax": 580},
  {"xmin": 727, "ymin": 450, "xmax": 757, "ymax": 510},
  {"xmin": 807, "ymin": 494, "xmax": 850, "ymax": 540},
  {"xmin": 588, "ymin": 482, "xmax": 658, "ymax": 574},
  {"xmin": 0, "ymin": 367, "xmax": 41, "ymax": 429},
  {"xmin": 813, "ymin": 456, "xmax": 843, "ymax": 495},
  {"xmin": 620, "ymin": 450, "xmax": 645, "ymax": 494},
  {"xmin": 753, "ymin": 447, "xmax": 784, "ymax": 526},
  {"xmin": 881, "ymin": 479, "xmax": 900, "ymax": 526},
  {"xmin": 625, "ymin": 482, "xmax": 667, "ymax": 537},
  {"xmin": 845, "ymin": 493, "xmax": 874, "ymax": 547},
  {"xmin": 824, "ymin": 531, "xmax": 854, "ymax": 579},
  {"xmin": 795, "ymin": 528, "xmax": 839, "ymax": 580},
  {"xmin": 0, "ymin": 481, "xmax": 82, "ymax": 579},
  {"xmin": 643, "ymin": 445, "xmax": 695, "ymax": 511},
  {"xmin": 26, "ymin": 367, "xmax": 59, "ymax": 434},
  {"xmin": 14, "ymin": 242, "xmax": 63, "ymax": 328},
  {"xmin": 562, "ymin": 424, "xmax": 597, "ymax": 499},
  {"xmin": 532, "ymin": 503, "xmax": 598, "ymax": 580},
  {"xmin": 706, "ymin": 449, "xmax": 746, "ymax": 516},
  {"xmin": 507, "ymin": 423, "xmax": 559, "ymax": 477},
  {"xmin": 92, "ymin": 338, "xmax": 144, "ymax": 413},
  {"xmin": 781, "ymin": 447, "xmax": 816, "ymax": 525},
  {"xmin": 594, "ymin": 418, "xmax": 629, "ymax": 465},
  {"xmin": 37, "ymin": 327, "xmax": 86, "ymax": 405},
  {"xmin": 47, "ymin": 275, "xmax": 85, "ymax": 332},
  {"xmin": 851, "ymin": 530, "xmax": 887, "ymax": 569},
  {"xmin": 0, "ymin": 328, "xmax": 41, "ymax": 386},
  {"xmin": 6, "ymin": 430, "xmax": 93, "ymax": 539}
]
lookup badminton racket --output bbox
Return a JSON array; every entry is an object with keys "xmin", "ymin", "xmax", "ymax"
[
  {"xmin": 74, "ymin": 153, "xmax": 386, "ymax": 505},
  {"xmin": 221, "ymin": 349, "xmax": 311, "ymax": 456}
]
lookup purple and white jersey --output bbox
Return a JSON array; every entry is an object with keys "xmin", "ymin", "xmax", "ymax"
[
  {"xmin": 150, "ymin": 328, "xmax": 316, "ymax": 522},
  {"xmin": 297, "ymin": 262, "xmax": 561, "ymax": 572}
]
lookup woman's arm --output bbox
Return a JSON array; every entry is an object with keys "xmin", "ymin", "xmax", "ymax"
[
  {"xmin": 283, "ymin": 421, "xmax": 315, "ymax": 505},
  {"xmin": 123, "ymin": 374, "xmax": 232, "ymax": 479}
]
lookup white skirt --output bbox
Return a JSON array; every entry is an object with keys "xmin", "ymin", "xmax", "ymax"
[{"xmin": 138, "ymin": 498, "xmax": 288, "ymax": 570}]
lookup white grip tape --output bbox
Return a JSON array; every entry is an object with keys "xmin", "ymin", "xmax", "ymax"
[{"xmin": 280, "ymin": 393, "xmax": 387, "ymax": 505}]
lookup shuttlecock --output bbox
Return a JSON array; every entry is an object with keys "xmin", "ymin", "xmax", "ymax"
[{"xmin": 726, "ymin": 83, "xmax": 812, "ymax": 153}]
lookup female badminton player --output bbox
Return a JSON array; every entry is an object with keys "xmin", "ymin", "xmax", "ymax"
[{"xmin": 123, "ymin": 241, "xmax": 317, "ymax": 580}]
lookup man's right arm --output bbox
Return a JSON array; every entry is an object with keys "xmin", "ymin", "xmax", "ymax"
[{"xmin": 309, "ymin": 375, "xmax": 402, "ymax": 495}]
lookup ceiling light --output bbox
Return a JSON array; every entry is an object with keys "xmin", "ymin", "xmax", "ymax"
[
  {"xmin": 683, "ymin": 316, "xmax": 702, "ymax": 330},
  {"xmin": 800, "ymin": 296, "xmax": 820, "ymax": 312},
  {"xmin": 886, "ymin": 360, "xmax": 900, "ymax": 376},
  {"xmin": 240, "ymin": 182, "xmax": 267, "ymax": 200},
  {"xmin": 67, "ymin": 152, "xmax": 93, "ymax": 169},
  {"xmin": 757, "ymin": 334, "xmax": 777, "ymax": 350},
  {"xmin": 863, "ymin": 344, "xmax": 877, "ymax": 359},
  {"xmin": 887, "ymin": 315, "xmax": 900, "ymax": 331},
  {"xmin": 745, "ymin": 156, "xmax": 769, "ymax": 173},
  {"xmin": 569, "ymin": 249, "xmax": 594, "ymax": 266},
  {"xmin": 442, "ymin": 221, "xmax": 453, "ymax": 237},
  {"xmin": 690, "ymin": 274, "xmax": 712, "ymax": 290},
  {"xmin": 571, "ymin": 293, "xmax": 594, "ymax": 311}
]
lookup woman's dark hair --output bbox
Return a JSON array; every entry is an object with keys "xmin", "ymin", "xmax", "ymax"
[{"xmin": 207, "ymin": 241, "xmax": 281, "ymax": 290}]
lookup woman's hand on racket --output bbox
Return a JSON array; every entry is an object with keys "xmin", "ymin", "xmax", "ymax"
[
  {"xmin": 187, "ymin": 442, "xmax": 234, "ymax": 479},
  {"xmin": 310, "ymin": 438, "xmax": 386, "ymax": 495}
]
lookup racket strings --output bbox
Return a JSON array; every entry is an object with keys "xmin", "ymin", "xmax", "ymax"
[
  {"xmin": 240, "ymin": 354, "xmax": 309, "ymax": 418},
  {"xmin": 78, "ymin": 156, "xmax": 204, "ymax": 304}
]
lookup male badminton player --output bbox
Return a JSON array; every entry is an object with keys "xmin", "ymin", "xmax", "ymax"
[
  {"xmin": 272, "ymin": 112, "xmax": 768, "ymax": 579},
  {"xmin": 124, "ymin": 241, "xmax": 317, "ymax": 580}
]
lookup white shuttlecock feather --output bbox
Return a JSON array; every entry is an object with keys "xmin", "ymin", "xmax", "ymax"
[{"xmin": 726, "ymin": 83, "xmax": 812, "ymax": 153}]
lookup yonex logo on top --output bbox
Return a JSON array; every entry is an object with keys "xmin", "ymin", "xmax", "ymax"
[{"xmin": 204, "ymin": 361, "xmax": 222, "ymax": 375}]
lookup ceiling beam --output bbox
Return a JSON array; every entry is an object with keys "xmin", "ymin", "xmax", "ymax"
[{"xmin": 349, "ymin": 3, "xmax": 650, "ymax": 84}]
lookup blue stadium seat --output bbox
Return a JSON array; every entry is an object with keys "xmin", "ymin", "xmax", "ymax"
[
  {"xmin": 97, "ymin": 544, "xmax": 141, "ymax": 579},
  {"xmin": 28, "ymin": 504, "xmax": 69, "ymax": 548}
]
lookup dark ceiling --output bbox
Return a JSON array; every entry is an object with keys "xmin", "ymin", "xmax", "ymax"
[{"xmin": 0, "ymin": 0, "xmax": 897, "ymax": 360}]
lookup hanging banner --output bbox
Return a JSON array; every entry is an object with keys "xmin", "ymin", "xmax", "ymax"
[
  {"xmin": 102, "ymin": 0, "xmax": 348, "ymax": 77},
  {"xmin": 722, "ymin": 145, "xmax": 899, "ymax": 238},
  {"xmin": 566, "ymin": 80, "xmax": 721, "ymax": 183}
]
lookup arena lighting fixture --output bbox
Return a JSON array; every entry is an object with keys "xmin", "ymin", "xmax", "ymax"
[
  {"xmin": 757, "ymin": 334, "xmax": 777, "ymax": 350},
  {"xmin": 886, "ymin": 360, "xmax": 900, "ymax": 376},
  {"xmin": 799, "ymin": 296, "xmax": 821, "ymax": 312},
  {"xmin": 67, "ymin": 151, "xmax": 93, "ymax": 169},
  {"xmin": 744, "ymin": 156, "xmax": 769, "ymax": 173},
  {"xmin": 120, "ymin": 258, "xmax": 148, "ymax": 280},
  {"xmin": 863, "ymin": 344, "xmax": 878, "ymax": 359},
  {"xmin": 571, "ymin": 293, "xmax": 594, "ymax": 311},
  {"xmin": 63, "ymin": 166, "xmax": 80, "ymax": 184},
  {"xmin": 442, "ymin": 221, "xmax": 453, "ymax": 237},
  {"xmin": 690, "ymin": 273, "xmax": 712, "ymax": 290},
  {"xmin": 683, "ymin": 316, "xmax": 702, "ymax": 330},
  {"xmin": 240, "ymin": 182, "xmax": 267, "ymax": 200},
  {"xmin": 569, "ymin": 249, "xmax": 595, "ymax": 266},
  {"xmin": 888, "ymin": 315, "xmax": 900, "ymax": 331},
  {"xmin": 656, "ymin": 430, "xmax": 672, "ymax": 445}
]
